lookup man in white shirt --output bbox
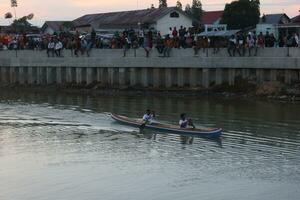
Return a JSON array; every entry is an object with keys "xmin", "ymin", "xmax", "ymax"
[
  {"xmin": 179, "ymin": 113, "xmax": 195, "ymax": 129},
  {"xmin": 294, "ymin": 33, "xmax": 299, "ymax": 47},
  {"xmin": 55, "ymin": 40, "xmax": 63, "ymax": 57},
  {"xmin": 47, "ymin": 38, "xmax": 55, "ymax": 57}
]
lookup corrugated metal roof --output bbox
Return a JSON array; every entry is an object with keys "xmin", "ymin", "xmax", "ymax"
[
  {"xmin": 42, "ymin": 21, "xmax": 71, "ymax": 32},
  {"xmin": 292, "ymin": 14, "xmax": 300, "ymax": 23},
  {"xmin": 260, "ymin": 14, "xmax": 289, "ymax": 24},
  {"xmin": 72, "ymin": 7, "xmax": 189, "ymax": 29}
]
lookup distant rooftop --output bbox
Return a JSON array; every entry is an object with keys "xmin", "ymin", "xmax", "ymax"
[
  {"xmin": 201, "ymin": 11, "xmax": 223, "ymax": 24},
  {"xmin": 73, "ymin": 7, "xmax": 190, "ymax": 29},
  {"xmin": 260, "ymin": 13, "xmax": 290, "ymax": 24},
  {"xmin": 291, "ymin": 14, "xmax": 300, "ymax": 23},
  {"xmin": 41, "ymin": 21, "xmax": 71, "ymax": 32}
]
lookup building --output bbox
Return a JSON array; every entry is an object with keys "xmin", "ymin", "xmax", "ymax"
[
  {"xmin": 278, "ymin": 14, "xmax": 300, "ymax": 37},
  {"xmin": 41, "ymin": 21, "xmax": 72, "ymax": 35},
  {"xmin": 256, "ymin": 13, "xmax": 290, "ymax": 38},
  {"xmin": 200, "ymin": 10, "xmax": 228, "ymax": 34},
  {"xmin": 201, "ymin": 10, "xmax": 224, "ymax": 25},
  {"xmin": 72, "ymin": 7, "xmax": 193, "ymax": 36},
  {"xmin": 0, "ymin": 25, "xmax": 12, "ymax": 33}
]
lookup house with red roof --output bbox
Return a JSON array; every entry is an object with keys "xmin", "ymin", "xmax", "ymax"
[
  {"xmin": 201, "ymin": 11, "xmax": 224, "ymax": 25},
  {"xmin": 201, "ymin": 11, "xmax": 227, "ymax": 33}
]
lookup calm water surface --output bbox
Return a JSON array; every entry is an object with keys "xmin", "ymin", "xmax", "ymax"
[{"xmin": 0, "ymin": 91, "xmax": 299, "ymax": 200}]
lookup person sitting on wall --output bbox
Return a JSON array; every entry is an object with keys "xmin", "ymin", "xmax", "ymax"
[
  {"xmin": 143, "ymin": 33, "xmax": 152, "ymax": 57},
  {"xmin": 193, "ymin": 36, "xmax": 202, "ymax": 56},
  {"xmin": 54, "ymin": 39, "xmax": 63, "ymax": 57},
  {"xmin": 227, "ymin": 35, "xmax": 237, "ymax": 57},
  {"xmin": 47, "ymin": 38, "xmax": 55, "ymax": 57},
  {"xmin": 163, "ymin": 35, "xmax": 172, "ymax": 57},
  {"xmin": 156, "ymin": 32, "xmax": 165, "ymax": 55}
]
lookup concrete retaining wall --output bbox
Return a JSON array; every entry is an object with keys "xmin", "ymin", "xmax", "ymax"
[{"xmin": 0, "ymin": 48, "xmax": 299, "ymax": 88}]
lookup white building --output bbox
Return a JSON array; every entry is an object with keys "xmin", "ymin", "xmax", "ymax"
[
  {"xmin": 72, "ymin": 7, "xmax": 193, "ymax": 36},
  {"xmin": 41, "ymin": 21, "xmax": 72, "ymax": 35},
  {"xmin": 256, "ymin": 14, "xmax": 290, "ymax": 38}
]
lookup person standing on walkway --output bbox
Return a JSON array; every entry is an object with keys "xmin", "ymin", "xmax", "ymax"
[
  {"xmin": 227, "ymin": 35, "xmax": 237, "ymax": 57},
  {"xmin": 47, "ymin": 38, "xmax": 55, "ymax": 57},
  {"xmin": 54, "ymin": 39, "xmax": 63, "ymax": 57}
]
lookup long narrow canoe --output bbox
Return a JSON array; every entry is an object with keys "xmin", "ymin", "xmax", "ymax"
[{"xmin": 111, "ymin": 114, "xmax": 222, "ymax": 138}]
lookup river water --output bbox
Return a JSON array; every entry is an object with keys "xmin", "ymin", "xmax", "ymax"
[{"xmin": 0, "ymin": 90, "xmax": 299, "ymax": 200}]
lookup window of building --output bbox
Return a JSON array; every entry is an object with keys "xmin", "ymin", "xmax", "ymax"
[{"xmin": 170, "ymin": 12, "xmax": 179, "ymax": 18}]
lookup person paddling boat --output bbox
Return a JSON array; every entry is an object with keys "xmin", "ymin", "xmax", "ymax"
[
  {"xmin": 179, "ymin": 113, "xmax": 196, "ymax": 129},
  {"xmin": 141, "ymin": 109, "xmax": 156, "ymax": 129}
]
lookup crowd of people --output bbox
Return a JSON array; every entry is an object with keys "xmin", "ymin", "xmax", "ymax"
[
  {"xmin": 0, "ymin": 27, "xmax": 299, "ymax": 58},
  {"xmin": 225, "ymin": 31, "xmax": 299, "ymax": 57}
]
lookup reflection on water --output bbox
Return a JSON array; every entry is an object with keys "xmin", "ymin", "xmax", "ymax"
[{"xmin": 0, "ymin": 89, "xmax": 299, "ymax": 200}]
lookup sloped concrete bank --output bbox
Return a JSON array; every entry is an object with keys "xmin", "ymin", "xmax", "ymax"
[{"xmin": 0, "ymin": 48, "xmax": 299, "ymax": 98}]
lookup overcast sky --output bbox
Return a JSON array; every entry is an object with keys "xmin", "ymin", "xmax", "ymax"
[{"xmin": 0, "ymin": 0, "xmax": 299, "ymax": 26}]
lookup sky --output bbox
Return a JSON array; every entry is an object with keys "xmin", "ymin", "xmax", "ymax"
[{"xmin": 0, "ymin": 0, "xmax": 299, "ymax": 26}]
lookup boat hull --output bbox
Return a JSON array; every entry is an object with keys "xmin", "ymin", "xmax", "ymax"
[{"xmin": 111, "ymin": 114, "xmax": 222, "ymax": 139}]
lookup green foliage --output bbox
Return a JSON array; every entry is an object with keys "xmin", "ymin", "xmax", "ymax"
[
  {"xmin": 220, "ymin": 0, "xmax": 260, "ymax": 29},
  {"xmin": 191, "ymin": 0, "xmax": 203, "ymax": 23},
  {"xmin": 176, "ymin": 0, "xmax": 183, "ymax": 10},
  {"xmin": 91, "ymin": 29, "xmax": 96, "ymax": 41},
  {"xmin": 62, "ymin": 21, "xmax": 74, "ymax": 29},
  {"xmin": 11, "ymin": 16, "xmax": 32, "ymax": 32},
  {"xmin": 184, "ymin": 0, "xmax": 202, "ymax": 26},
  {"xmin": 159, "ymin": 0, "xmax": 167, "ymax": 8},
  {"xmin": 5, "ymin": 12, "xmax": 13, "ymax": 19},
  {"xmin": 185, "ymin": 4, "xmax": 192, "ymax": 16},
  {"xmin": 261, "ymin": 14, "xmax": 266, "ymax": 23}
]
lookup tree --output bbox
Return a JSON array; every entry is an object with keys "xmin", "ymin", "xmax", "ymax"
[
  {"xmin": 176, "ymin": 0, "xmax": 183, "ymax": 10},
  {"xmin": 5, "ymin": 12, "xmax": 13, "ymax": 19},
  {"xmin": 191, "ymin": 0, "xmax": 203, "ymax": 22},
  {"xmin": 185, "ymin": 4, "xmax": 192, "ymax": 16},
  {"xmin": 261, "ymin": 13, "xmax": 266, "ymax": 23},
  {"xmin": 11, "ymin": 14, "xmax": 34, "ymax": 33},
  {"xmin": 159, "ymin": 0, "xmax": 167, "ymax": 8},
  {"xmin": 62, "ymin": 21, "xmax": 74, "ymax": 30},
  {"xmin": 220, "ymin": 0, "xmax": 260, "ymax": 29}
]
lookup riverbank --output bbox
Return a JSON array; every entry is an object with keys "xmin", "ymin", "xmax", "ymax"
[{"xmin": 1, "ymin": 80, "xmax": 300, "ymax": 102}]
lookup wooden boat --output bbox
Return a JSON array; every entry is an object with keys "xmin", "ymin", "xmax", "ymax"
[{"xmin": 111, "ymin": 114, "xmax": 222, "ymax": 138}]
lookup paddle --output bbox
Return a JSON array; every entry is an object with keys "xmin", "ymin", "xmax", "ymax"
[
  {"xmin": 188, "ymin": 119, "xmax": 196, "ymax": 129},
  {"xmin": 140, "ymin": 121, "xmax": 148, "ymax": 130}
]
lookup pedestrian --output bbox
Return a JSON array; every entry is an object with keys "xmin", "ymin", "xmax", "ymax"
[
  {"xmin": 291, "ymin": 33, "xmax": 299, "ymax": 47},
  {"xmin": 54, "ymin": 39, "xmax": 63, "ymax": 57},
  {"xmin": 227, "ymin": 35, "xmax": 237, "ymax": 57},
  {"xmin": 163, "ymin": 35, "xmax": 172, "ymax": 57},
  {"xmin": 47, "ymin": 38, "xmax": 55, "ymax": 57},
  {"xmin": 247, "ymin": 33, "xmax": 255, "ymax": 56},
  {"xmin": 143, "ymin": 33, "xmax": 151, "ymax": 57},
  {"xmin": 156, "ymin": 33, "xmax": 164, "ymax": 55}
]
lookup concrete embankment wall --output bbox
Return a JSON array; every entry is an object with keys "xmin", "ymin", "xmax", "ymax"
[{"xmin": 0, "ymin": 48, "xmax": 299, "ymax": 88}]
